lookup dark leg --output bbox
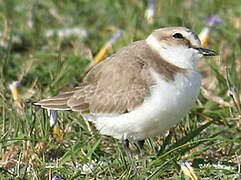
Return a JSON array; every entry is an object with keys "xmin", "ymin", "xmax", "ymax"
[
  {"xmin": 137, "ymin": 140, "xmax": 146, "ymax": 168},
  {"xmin": 122, "ymin": 139, "xmax": 137, "ymax": 173}
]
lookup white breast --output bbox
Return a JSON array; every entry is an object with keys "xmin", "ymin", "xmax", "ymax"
[{"xmin": 93, "ymin": 70, "xmax": 202, "ymax": 140}]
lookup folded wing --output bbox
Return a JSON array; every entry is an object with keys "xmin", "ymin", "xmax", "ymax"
[{"xmin": 35, "ymin": 41, "xmax": 155, "ymax": 115}]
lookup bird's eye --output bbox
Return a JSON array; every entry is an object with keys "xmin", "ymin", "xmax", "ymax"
[{"xmin": 173, "ymin": 33, "xmax": 184, "ymax": 39}]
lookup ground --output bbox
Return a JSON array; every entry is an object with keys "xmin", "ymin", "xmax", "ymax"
[{"xmin": 0, "ymin": 0, "xmax": 240, "ymax": 179}]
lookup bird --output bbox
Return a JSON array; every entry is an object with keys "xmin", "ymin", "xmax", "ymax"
[{"xmin": 35, "ymin": 27, "xmax": 217, "ymax": 170}]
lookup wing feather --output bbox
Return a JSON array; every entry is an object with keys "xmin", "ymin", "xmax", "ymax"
[{"xmin": 35, "ymin": 40, "xmax": 156, "ymax": 115}]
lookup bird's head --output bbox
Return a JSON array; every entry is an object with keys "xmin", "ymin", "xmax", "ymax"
[{"xmin": 146, "ymin": 27, "xmax": 217, "ymax": 69}]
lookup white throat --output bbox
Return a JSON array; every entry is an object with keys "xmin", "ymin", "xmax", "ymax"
[{"xmin": 146, "ymin": 34, "xmax": 202, "ymax": 70}]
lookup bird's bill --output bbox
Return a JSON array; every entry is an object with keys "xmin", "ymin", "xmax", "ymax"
[{"xmin": 194, "ymin": 47, "xmax": 217, "ymax": 56}]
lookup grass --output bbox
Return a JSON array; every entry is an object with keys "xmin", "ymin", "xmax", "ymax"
[{"xmin": 0, "ymin": 0, "xmax": 241, "ymax": 179}]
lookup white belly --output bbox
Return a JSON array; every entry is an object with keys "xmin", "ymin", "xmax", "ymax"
[{"xmin": 92, "ymin": 70, "xmax": 201, "ymax": 140}]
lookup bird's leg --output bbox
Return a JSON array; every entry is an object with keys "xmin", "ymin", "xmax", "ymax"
[
  {"xmin": 122, "ymin": 139, "xmax": 137, "ymax": 173},
  {"xmin": 137, "ymin": 140, "xmax": 146, "ymax": 168}
]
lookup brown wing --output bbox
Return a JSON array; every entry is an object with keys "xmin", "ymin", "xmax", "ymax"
[{"xmin": 35, "ymin": 40, "xmax": 156, "ymax": 114}]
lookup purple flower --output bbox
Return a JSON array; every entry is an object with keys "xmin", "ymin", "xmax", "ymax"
[
  {"xmin": 231, "ymin": 87, "xmax": 238, "ymax": 94},
  {"xmin": 48, "ymin": 109, "xmax": 57, "ymax": 127},
  {"xmin": 52, "ymin": 175, "xmax": 62, "ymax": 180},
  {"xmin": 205, "ymin": 15, "xmax": 222, "ymax": 26},
  {"xmin": 148, "ymin": 0, "xmax": 155, "ymax": 10},
  {"xmin": 108, "ymin": 30, "xmax": 123, "ymax": 45}
]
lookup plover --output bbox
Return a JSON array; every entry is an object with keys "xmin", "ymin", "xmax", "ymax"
[{"xmin": 35, "ymin": 27, "xmax": 217, "ymax": 169}]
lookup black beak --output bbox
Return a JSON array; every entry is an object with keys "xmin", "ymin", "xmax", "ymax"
[{"xmin": 194, "ymin": 47, "xmax": 217, "ymax": 56}]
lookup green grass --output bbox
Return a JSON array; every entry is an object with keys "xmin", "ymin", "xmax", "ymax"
[{"xmin": 0, "ymin": 0, "xmax": 241, "ymax": 179}]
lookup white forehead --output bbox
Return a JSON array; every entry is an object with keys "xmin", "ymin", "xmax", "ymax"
[{"xmin": 186, "ymin": 31, "xmax": 201, "ymax": 47}]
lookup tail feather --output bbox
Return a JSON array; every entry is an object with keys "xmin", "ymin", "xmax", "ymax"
[
  {"xmin": 34, "ymin": 99, "xmax": 68, "ymax": 106},
  {"xmin": 41, "ymin": 104, "xmax": 71, "ymax": 110},
  {"xmin": 34, "ymin": 91, "xmax": 75, "ymax": 110},
  {"xmin": 34, "ymin": 88, "xmax": 92, "ymax": 113}
]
